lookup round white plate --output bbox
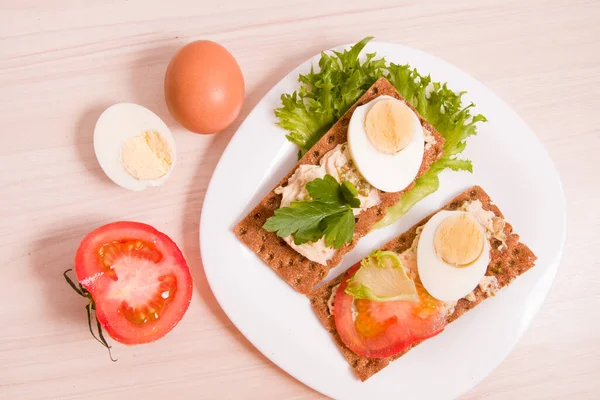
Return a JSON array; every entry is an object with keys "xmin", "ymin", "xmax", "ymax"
[{"xmin": 200, "ymin": 41, "xmax": 566, "ymax": 399}]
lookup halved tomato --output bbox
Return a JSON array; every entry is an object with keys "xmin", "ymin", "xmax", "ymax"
[
  {"xmin": 74, "ymin": 221, "xmax": 193, "ymax": 345},
  {"xmin": 334, "ymin": 263, "xmax": 447, "ymax": 358}
]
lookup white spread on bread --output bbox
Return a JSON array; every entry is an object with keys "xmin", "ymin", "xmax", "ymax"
[
  {"xmin": 326, "ymin": 283, "xmax": 357, "ymax": 321},
  {"xmin": 327, "ymin": 284, "xmax": 340, "ymax": 316},
  {"xmin": 463, "ymin": 292, "xmax": 477, "ymax": 302},
  {"xmin": 275, "ymin": 144, "xmax": 380, "ymax": 265},
  {"xmin": 460, "ymin": 200, "xmax": 507, "ymax": 250},
  {"xmin": 424, "ymin": 127, "xmax": 436, "ymax": 150},
  {"xmin": 479, "ymin": 275, "xmax": 499, "ymax": 297}
]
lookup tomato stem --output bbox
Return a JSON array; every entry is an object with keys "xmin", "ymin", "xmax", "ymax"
[{"xmin": 63, "ymin": 269, "xmax": 117, "ymax": 362}]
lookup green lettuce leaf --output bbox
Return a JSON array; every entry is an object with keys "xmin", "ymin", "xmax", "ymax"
[
  {"xmin": 345, "ymin": 251, "xmax": 419, "ymax": 302},
  {"xmin": 274, "ymin": 36, "xmax": 486, "ymax": 227},
  {"xmin": 275, "ymin": 36, "xmax": 386, "ymax": 157}
]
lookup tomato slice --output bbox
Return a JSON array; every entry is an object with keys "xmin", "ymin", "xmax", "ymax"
[
  {"xmin": 334, "ymin": 263, "xmax": 447, "ymax": 358},
  {"xmin": 74, "ymin": 221, "xmax": 192, "ymax": 345}
]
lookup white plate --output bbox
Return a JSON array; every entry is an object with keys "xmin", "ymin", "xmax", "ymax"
[{"xmin": 200, "ymin": 41, "xmax": 566, "ymax": 400}]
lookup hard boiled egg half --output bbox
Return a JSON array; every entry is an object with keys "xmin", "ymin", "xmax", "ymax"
[
  {"xmin": 348, "ymin": 95, "xmax": 424, "ymax": 192},
  {"xmin": 417, "ymin": 211, "xmax": 491, "ymax": 302},
  {"xmin": 94, "ymin": 103, "xmax": 176, "ymax": 191}
]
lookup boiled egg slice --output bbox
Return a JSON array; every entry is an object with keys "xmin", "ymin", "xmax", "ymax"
[
  {"xmin": 94, "ymin": 103, "xmax": 176, "ymax": 191},
  {"xmin": 417, "ymin": 211, "xmax": 490, "ymax": 302},
  {"xmin": 347, "ymin": 95, "xmax": 424, "ymax": 192}
]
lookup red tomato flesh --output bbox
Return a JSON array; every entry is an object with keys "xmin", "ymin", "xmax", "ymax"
[
  {"xmin": 74, "ymin": 221, "xmax": 193, "ymax": 345},
  {"xmin": 334, "ymin": 263, "xmax": 447, "ymax": 358}
]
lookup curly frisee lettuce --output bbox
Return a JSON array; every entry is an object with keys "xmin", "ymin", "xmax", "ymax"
[{"xmin": 274, "ymin": 36, "xmax": 486, "ymax": 227}]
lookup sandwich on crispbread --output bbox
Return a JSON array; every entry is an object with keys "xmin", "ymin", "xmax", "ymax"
[
  {"xmin": 309, "ymin": 186, "xmax": 537, "ymax": 381},
  {"xmin": 235, "ymin": 77, "xmax": 445, "ymax": 294}
]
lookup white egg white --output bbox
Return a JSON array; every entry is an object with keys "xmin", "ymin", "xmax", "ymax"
[
  {"xmin": 417, "ymin": 210, "xmax": 490, "ymax": 302},
  {"xmin": 94, "ymin": 103, "xmax": 176, "ymax": 191},
  {"xmin": 347, "ymin": 95, "xmax": 424, "ymax": 193}
]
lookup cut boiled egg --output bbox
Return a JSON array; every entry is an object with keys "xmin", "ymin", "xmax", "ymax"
[
  {"xmin": 94, "ymin": 103, "xmax": 176, "ymax": 191},
  {"xmin": 417, "ymin": 211, "xmax": 490, "ymax": 302},
  {"xmin": 347, "ymin": 95, "xmax": 424, "ymax": 192}
]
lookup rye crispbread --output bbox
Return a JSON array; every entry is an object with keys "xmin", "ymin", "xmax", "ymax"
[
  {"xmin": 308, "ymin": 186, "xmax": 537, "ymax": 381},
  {"xmin": 234, "ymin": 77, "xmax": 445, "ymax": 294}
]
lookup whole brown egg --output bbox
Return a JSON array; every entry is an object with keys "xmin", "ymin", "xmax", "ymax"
[{"xmin": 164, "ymin": 41, "xmax": 245, "ymax": 134}]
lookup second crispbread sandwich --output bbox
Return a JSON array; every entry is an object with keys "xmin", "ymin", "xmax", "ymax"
[
  {"xmin": 309, "ymin": 186, "xmax": 537, "ymax": 381},
  {"xmin": 234, "ymin": 77, "xmax": 445, "ymax": 294}
]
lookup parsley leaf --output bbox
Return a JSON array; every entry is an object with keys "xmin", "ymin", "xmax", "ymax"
[
  {"xmin": 263, "ymin": 175, "xmax": 360, "ymax": 249},
  {"xmin": 263, "ymin": 201, "xmax": 345, "ymax": 239},
  {"xmin": 293, "ymin": 218, "xmax": 325, "ymax": 246},
  {"xmin": 322, "ymin": 209, "xmax": 355, "ymax": 249},
  {"xmin": 341, "ymin": 181, "xmax": 361, "ymax": 208},
  {"xmin": 305, "ymin": 175, "xmax": 343, "ymax": 204}
]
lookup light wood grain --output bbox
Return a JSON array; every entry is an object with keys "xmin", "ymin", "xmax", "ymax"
[{"xmin": 1, "ymin": 0, "xmax": 599, "ymax": 399}]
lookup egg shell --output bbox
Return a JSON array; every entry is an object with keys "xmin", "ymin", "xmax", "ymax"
[
  {"xmin": 164, "ymin": 40, "xmax": 245, "ymax": 134},
  {"xmin": 347, "ymin": 95, "xmax": 424, "ymax": 193},
  {"xmin": 94, "ymin": 103, "xmax": 176, "ymax": 191},
  {"xmin": 417, "ymin": 210, "xmax": 490, "ymax": 302}
]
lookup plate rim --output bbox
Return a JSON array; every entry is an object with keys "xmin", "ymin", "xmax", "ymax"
[{"xmin": 199, "ymin": 40, "xmax": 567, "ymax": 399}]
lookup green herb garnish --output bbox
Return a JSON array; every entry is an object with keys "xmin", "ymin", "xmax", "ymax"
[
  {"xmin": 263, "ymin": 174, "xmax": 359, "ymax": 249},
  {"xmin": 274, "ymin": 36, "xmax": 486, "ymax": 227}
]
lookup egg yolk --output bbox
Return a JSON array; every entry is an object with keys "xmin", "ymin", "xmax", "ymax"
[
  {"xmin": 433, "ymin": 213, "xmax": 484, "ymax": 267},
  {"xmin": 364, "ymin": 99, "xmax": 414, "ymax": 154},
  {"xmin": 121, "ymin": 131, "xmax": 173, "ymax": 181}
]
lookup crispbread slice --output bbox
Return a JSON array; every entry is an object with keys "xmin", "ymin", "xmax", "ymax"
[
  {"xmin": 309, "ymin": 186, "xmax": 537, "ymax": 381},
  {"xmin": 234, "ymin": 77, "xmax": 445, "ymax": 294}
]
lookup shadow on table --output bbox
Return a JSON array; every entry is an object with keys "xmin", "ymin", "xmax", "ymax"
[
  {"xmin": 75, "ymin": 104, "xmax": 117, "ymax": 186},
  {"xmin": 31, "ymin": 217, "xmax": 107, "ymax": 327},
  {"xmin": 129, "ymin": 43, "xmax": 180, "ymax": 129}
]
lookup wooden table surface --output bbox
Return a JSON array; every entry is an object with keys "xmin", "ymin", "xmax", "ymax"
[{"xmin": 1, "ymin": 0, "xmax": 599, "ymax": 399}]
